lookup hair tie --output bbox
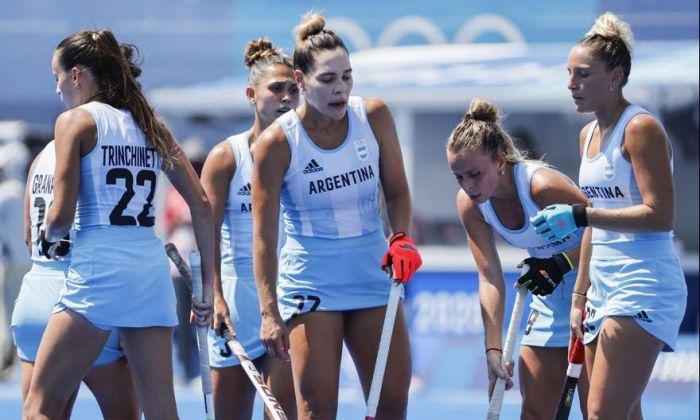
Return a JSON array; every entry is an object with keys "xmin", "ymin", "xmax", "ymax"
[{"xmin": 464, "ymin": 112, "xmax": 472, "ymax": 121}]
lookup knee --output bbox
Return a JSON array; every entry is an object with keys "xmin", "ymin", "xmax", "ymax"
[
  {"xmin": 375, "ymin": 389, "xmax": 408, "ymax": 420},
  {"xmin": 298, "ymin": 398, "xmax": 337, "ymax": 419},
  {"xmin": 24, "ymin": 392, "xmax": 64, "ymax": 420},
  {"xmin": 520, "ymin": 397, "xmax": 552, "ymax": 420}
]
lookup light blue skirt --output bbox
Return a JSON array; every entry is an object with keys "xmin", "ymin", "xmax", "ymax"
[
  {"xmin": 278, "ymin": 229, "xmax": 395, "ymax": 322},
  {"xmin": 521, "ymin": 269, "xmax": 577, "ymax": 348},
  {"xmin": 583, "ymin": 239, "xmax": 687, "ymax": 351},
  {"xmin": 12, "ymin": 260, "xmax": 124, "ymax": 366},
  {"xmin": 208, "ymin": 264, "xmax": 266, "ymax": 368},
  {"xmin": 57, "ymin": 226, "xmax": 178, "ymax": 329}
]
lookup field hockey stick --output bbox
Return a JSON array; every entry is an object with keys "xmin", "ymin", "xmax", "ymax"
[
  {"xmin": 364, "ymin": 279, "xmax": 404, "ymax": 420},
  {"xmin": 485, "ymin": 283, "xmax": 528, "ymax": 420},
  {"xmin": 555, "ymin": 315, "xmax": 586, "ymax": 420},
  {"xmin": 163, "ymin": 243, "xmax": 215, "ymax": 420},
  {"xmin": 218, "ymin": 326, "xmax": 289, "ymax": 420}
]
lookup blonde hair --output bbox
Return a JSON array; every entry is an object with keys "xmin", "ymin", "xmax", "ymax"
[
  {"xmin": 243, "ymin": 37, "xmax": 293, "ymax": 86},
  {"xmin": 447, "ymin": 98, "xmax": 532, "ymax": 165},
  {"xmin": 579, "ymin": 12, "xmax": 634, "ymax": 87},
  {"xmin": 292, "ymin": 11, "xmax": 348, "ymax": 74}
]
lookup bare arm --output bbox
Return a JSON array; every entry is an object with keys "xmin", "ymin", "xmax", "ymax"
[
  {"xmin": 45, "ymin": 109, "xmax": 96, "ymax": 241},
  {"xmin": 199, "ymin": 139, "xmax": 236, "ymax": 330},
  {"xmin": 456, "ymin": 190, "xmax": 505, "ymax": 350},
  {"xmin": 165, "ymin": 140, "xmax": 216, "ymax": 322},
  {"xmin": 586, "ymin": 114, "xmax": 675, "ymax": 232},
  {"xmin": 252, "ymin": 123, "xmax": 290, "ymax": 359},
  {"xmin": 570, "ymin": 226, "xmax": 592, "ymax": 340},
  {"xmin": 366, "ymin": 98, "xmax": 412, "ymax": 234},
  {"xmin": 24, "ymin": 153, "xmax": 42, "ymax": 254},
  {"xmin": 529, "ymin": 167, "xmax": 590, "ymax": 266}
]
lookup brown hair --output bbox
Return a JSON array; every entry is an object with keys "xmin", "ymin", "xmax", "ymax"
[
  {"xmin": 293, "ymin": 12, "xmax": 348, "ymax": 74},
  {"xmin": 244, "ymin": 37, "xmax": 293, "ymax": 86},
  {"xmin": 578, "ymin": 12, "xmax": 634, "ymax": 88},
  {"xmin": 56, "ymin": 29, "xmax": 176, "ymax": 168},
  {"xmin": 447, "ymin": 98, "xmax": 532, "ymax": 164}
]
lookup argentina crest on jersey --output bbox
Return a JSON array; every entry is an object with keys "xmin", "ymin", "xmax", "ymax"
[
  {"xmin": 603, "ymin": 156, "xmax": 615, "ymax": 180},
  {"xmin": 354, "ymin": 139, "xmax": 369, "ymax": 161}
]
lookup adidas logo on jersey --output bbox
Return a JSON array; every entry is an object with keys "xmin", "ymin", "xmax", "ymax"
[
  {"xmin": 634, "ymin": 310, "xmax": 653, "ymax": 323},
  {"xmin": 237, "ymin": 183, "xmax": 251, "ymax": 196},
  {"xmin": 303, "ymin": 159, "xmax": 324, "ymax": 174}
]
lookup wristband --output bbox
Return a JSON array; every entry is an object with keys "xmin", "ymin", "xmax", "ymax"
[
  {"xmin": 485, "ymin": 347, "xmax": 502, "ymax": 354},
  {"xmin": 572, "ymin": 290, "xmax": 587, "ymax": 297},
  {"xmin": 572, "ymin": 204, "xmax": 588, "ymax": 227}
]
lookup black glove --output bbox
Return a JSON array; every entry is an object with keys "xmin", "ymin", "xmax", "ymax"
[
  {"xmin": 39, "ymin": 228, "xmax": 70, "ymax": 259},
  {"xmin": 517, "ymin": 253, "xmax": 573, "ymax": 296}
]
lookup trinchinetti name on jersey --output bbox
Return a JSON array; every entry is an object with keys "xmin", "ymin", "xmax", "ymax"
[
  {"xmin": 580, "ymin": 185, "xmax": 625, "ymax": 199},
  {"xmin": 32, "ymin": 173, "xmax": 53, "ymax": 194},
  {"xmin": 101, "ymin": 145, "xmax": 160, "ymax": 168},
  {"xmin": 308, "ymin": 165, "xmax": 375, "ymax": 195}
]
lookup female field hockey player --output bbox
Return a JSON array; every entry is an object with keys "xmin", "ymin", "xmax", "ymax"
[
  {"xmin": 200, "ymin": 37, "xmax": 299, "ymax": 419},
  {"xmin": 532, "ymin": 12, "xmax": 688, "ymax": 419},
  {"xmin": 23, "ymin": 29, "xmax": 215, "ymax": 419},
  {"xmin": 447, "ymin": 98, "xmax": 589, "ymax": 419},
  {"xmin": 13, "ymin": 139, "xmax": 139, "ymax": 418},
  {"xmin": 251, "ymin": 12, "xmax": 422, "ymax": 419}
]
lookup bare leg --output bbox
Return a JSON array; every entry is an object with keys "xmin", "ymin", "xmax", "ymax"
[
  {"xmin": 586, "ymin": 317, "xmax": 662, "ymax": 420},
  {"xmin": 287, "ymin": 311, "xmax": 344, "ymax": 420},
  {"xmin": 83, "ymin": 358, "xmax": 140, "ymax": 419},
  {"xmin": 24, "ymin": 310, "xmax": 110, "ymax": 419},
  {"xmin": 211, "ymin": 363, "xmax": 257, "ymax": 419},
  {"xmin": 518, "ymin": 346, "xmax": 568, "ymax": 420},
  {"xmin": 264, "ymin": 354, "xmax": 297, "ymax": 420},
  {"xmin": 344, "ymin": 304, "xmax": 411, "ymax": 420},
  {"xmin": 118, "ymin": 326, "xmax": 178, "ymax": 420}
]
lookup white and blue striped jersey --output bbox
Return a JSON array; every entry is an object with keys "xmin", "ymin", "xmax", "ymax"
[
  {"xmin": 579, "ymin": 104, "xmax": 673, "ymax": 244},
  {"xmin": 74, "ymin": 102, "xmax": 162, "ymax": 230},
  {"xmin": 277, "ymin": 96, "xmax": 383, "ymax": 239},
  {"xmin": 28, "ymin": 141, "xmax": 71, "ymax": 261},
  {"xmin": 221, "ymin": 132, "xmax": 254, "ymax": 268},
  {"xmin": 478, "ymin": 162, "xmax": 584, "ymax": 258}
]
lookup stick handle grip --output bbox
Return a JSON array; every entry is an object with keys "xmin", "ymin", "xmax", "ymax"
[
  {"xmin": 364, "ymin": 281, "xmax": 403, "ymax": 419},
  {"xmin": 485, "ymin": 286, "xmax": 528, "ymax": 420}
]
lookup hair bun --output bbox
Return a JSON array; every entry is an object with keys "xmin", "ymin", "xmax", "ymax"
[
  {"xmin": 294, "ymin": 12, "xmax": 325, "ymax": 42},
  {"xmin": 244, "ymin": 37, "xmax": 280, "ymax": 68},
  {"xmin": 468, "ymin": 98, "xmax": 499, "ymax": 123}
]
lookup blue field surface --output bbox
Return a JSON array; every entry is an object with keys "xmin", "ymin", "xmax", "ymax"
[{"xmin": 2, "ymin": 335, "xmax": 697, "ymax": 419}]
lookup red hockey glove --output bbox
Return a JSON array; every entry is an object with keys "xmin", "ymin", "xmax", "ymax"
[{"xmin": 381, "ymin": 232, "xmax": 422, "ymax": 283}]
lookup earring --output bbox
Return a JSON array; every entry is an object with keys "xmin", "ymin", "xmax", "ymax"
[
  {"xmin": 499, "ymin": 169, "xmax": 505, "ymax": 176},
  {"xmin": 609, "ymin": 84, "xmax": 615, "ymax": 92}
]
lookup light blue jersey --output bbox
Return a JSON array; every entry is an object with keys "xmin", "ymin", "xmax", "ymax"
[
  {"xmin": 209, "ymin": 132, "xmax": 273, "ymax": 367},
  {"xmin": 57, "ymin": 102, "xmax": 177, "ymax": 329},
  {"xmin": 478, "ymin": 162, "xmax": 584, "ymax": 347},
  {"xmin": 277, "ymin": 96, "xmax": 382, "ymax": 239},
  {"xmin": 74, "ymin": 102, "xmax": 162, "ymax": 230},
  {"xmin": 11, "ymin": 142, "xmax": 123, "ymax": 365},
  {"xmin": 275, "ymin": 97, "xmax": 393, "ymax": 321},
  {"xmin": 579, "ymin": 105, "xmax": 686, "ymax": 351}
]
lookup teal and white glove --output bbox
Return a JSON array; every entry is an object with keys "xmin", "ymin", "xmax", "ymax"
[{"xmin": 531, "ymin": 204, "xmax": 588, "ymax": 241}]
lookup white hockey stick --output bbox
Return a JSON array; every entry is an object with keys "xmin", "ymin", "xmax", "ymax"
[
  {"xmin": 364, "ymin": 280, "xmax": 404, "ymax": 420},
  {"xmin": 485, "ymin": 284, "xmax": 528, "ymax": 420},
  {"xmin": 218, "ymin": 326, "xmax": 289, "ymax": 420},
  {"xmin": 163, "ymin": 243, "xmax": 214, "ymax": 420}
]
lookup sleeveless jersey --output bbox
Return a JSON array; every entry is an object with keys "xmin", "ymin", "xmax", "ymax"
[
  {"xmin": 478, "ymin": 162, "xmax": 584, "ymax": 258},
  {"xmin": 277, "ymin": 96, "xmax": 382, "ymax": 239},
  {"xmin": 221, "ymin": 132, "xmax": 254, "ymax": 267},
  {"xmin": 579, "ymin": 104, "xmax": 673, "ymax": 244},
  {"xmin": 28, "ymin": 141, "xmax": 71, "ymax": 261},
  {"xmin": 74, "ymin": 102, "xmax": 162, "ymax": 230}
]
